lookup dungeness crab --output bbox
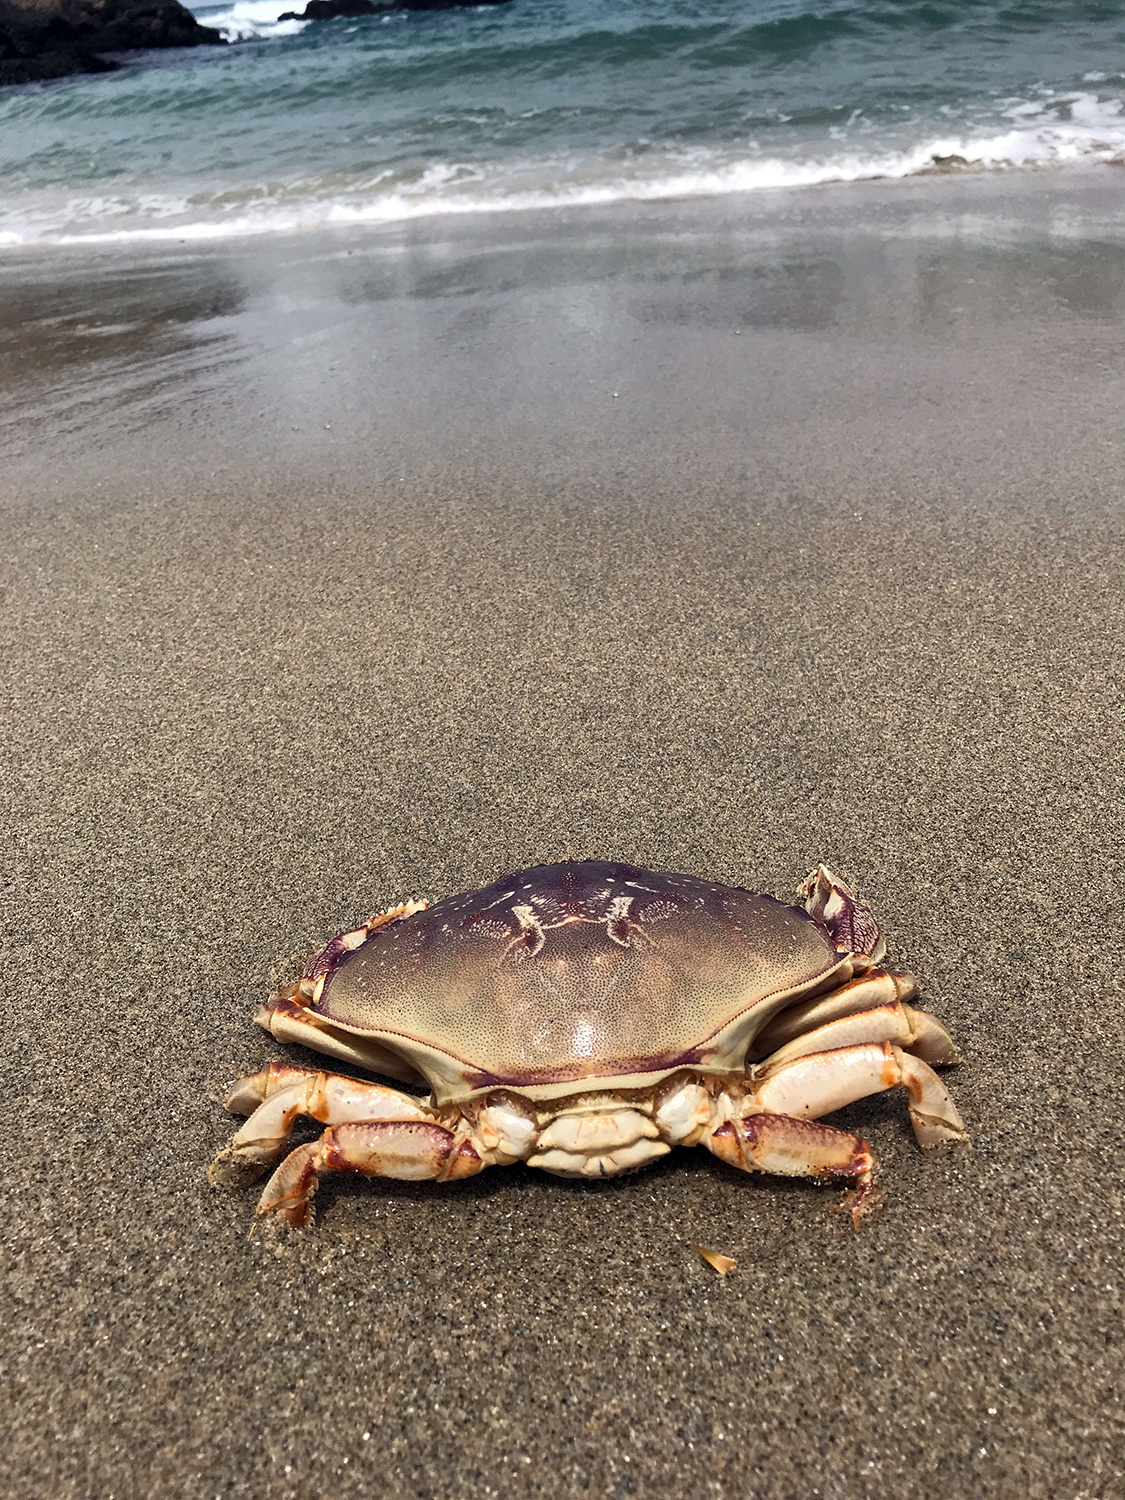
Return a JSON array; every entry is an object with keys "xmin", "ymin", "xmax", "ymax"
[{"xmin": 209, "ymin": 861, "xmax": 968, "ymax": 1226}]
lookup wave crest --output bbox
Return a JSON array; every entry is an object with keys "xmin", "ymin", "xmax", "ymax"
[{"xmin": 1, "ymin": 90, "xmax": 1123, "ymax": 248}]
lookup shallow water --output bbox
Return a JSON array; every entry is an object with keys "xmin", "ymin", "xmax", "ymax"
[{"xmin": 1, "ymin": 0, "xmax": 1124, "ymax": 245}]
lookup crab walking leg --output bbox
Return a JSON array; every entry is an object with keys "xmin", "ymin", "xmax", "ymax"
[
  {"xmin": 208, "ymin": 1064, "xmax": 432, "ymax": 1188},
  {"xmin": 751, "ymin": 969, "xmax": 959, "ymax": 1065},
  {"xmin": 221, "ymin": 1059, "xmax": 358, "ymax": 1115},
  {"xmin": 754, "ymin": 999, "xmax": 962, "ymax": 1071},
  {"xmin": 706, "ymin": 1112, "xmax": 883, "ymax": 1225},
  {"xmin": 752, "ymin": 1041, "xmax": 969, "ymax": 1149},
  {"xmin": 257, "ymin": 1121, "xmax": 485, "ymax": 1228}
]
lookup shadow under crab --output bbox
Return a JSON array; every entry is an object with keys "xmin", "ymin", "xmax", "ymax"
[{"xmin": 209, "ymin": 861, "xmax": 968, "ymax": 1227}]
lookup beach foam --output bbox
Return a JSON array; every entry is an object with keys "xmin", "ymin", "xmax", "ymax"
[
  {"xmin": 202, "ymin": 0, "xmax": 308, "ymax": 39},
  {"xmin": 1, "ymin": 88, "xmax": 1123, "ymax": 248}
]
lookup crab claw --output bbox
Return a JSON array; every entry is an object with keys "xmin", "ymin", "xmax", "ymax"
[{"xmin": 800, "ymin": 866, "xmax": 886, "ymax": 970}]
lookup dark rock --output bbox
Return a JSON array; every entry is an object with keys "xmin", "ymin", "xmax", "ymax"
[
  {"xmin": 0, "ymin": 48, "xmax": 118, "ymax": 81},
  {"xmin": 0, "ymin": 0, "xmax": 224, "ymax": 86},
  {"xmin": 277, "ymin": 0, "xmax": 508, "ymax": 18}
]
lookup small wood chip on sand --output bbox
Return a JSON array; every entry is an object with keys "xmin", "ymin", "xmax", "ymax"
[{"xmin": 693, "ymin": 1243, "xmax": 737, "ymax": 1276}]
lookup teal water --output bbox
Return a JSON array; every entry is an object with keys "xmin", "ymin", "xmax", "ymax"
[{"xmin": 1, "ymin": 0, "xmax": 1124, "ymax": 244}]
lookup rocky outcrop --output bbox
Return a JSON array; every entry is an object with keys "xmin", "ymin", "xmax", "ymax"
[
  {"xmin": 0, "ymin": 0, "xmax": 224, "ymax": 86},
  {"xmin": 277, "ymin": 0, "xmax": 508, "ymax": 19}
]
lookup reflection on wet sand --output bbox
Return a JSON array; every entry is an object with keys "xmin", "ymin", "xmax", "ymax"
[
  {"xmin": 0, "ymin": 257, "xmax": 248, "ymax": 456},
  {"xmin": 2, "ymin": 167, "xmax": 1124, "ymax": 469}
]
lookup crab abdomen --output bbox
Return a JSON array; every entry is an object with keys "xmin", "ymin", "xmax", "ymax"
[{"xmin": 308, "ymin": 862, "xmax": 844, "ymax": 1101}]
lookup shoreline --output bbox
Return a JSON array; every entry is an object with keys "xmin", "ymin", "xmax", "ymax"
[
  {"xmin": 4, "ymin": 160, "xmax": 1124, "ymax": 284},
  {"xmin": 3, "ymin": 164, "xmax": 1124, "ymax": 515},
  {"xmin": 1, "ymin": 143, "xmax": 1124, "ymax": 253}
]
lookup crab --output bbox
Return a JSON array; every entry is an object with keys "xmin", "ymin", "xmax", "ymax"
[{"xmin": 209, "ymin": 861, "xmax": 968, "ymax": 1227}]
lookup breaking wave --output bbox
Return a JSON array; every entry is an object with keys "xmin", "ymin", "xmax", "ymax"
[
  {"xmin": 1, "ymin": 89, "xmax": 1123, "ymax": 248},
  {"xmin": 204, "ymin": 0, "xmax": 309, "ymax": 40}
]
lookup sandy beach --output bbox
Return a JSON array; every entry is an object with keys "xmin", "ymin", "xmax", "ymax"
[{"xmin": 3, "ymin": 167, "xmax": 1124, "ymax": 1499}]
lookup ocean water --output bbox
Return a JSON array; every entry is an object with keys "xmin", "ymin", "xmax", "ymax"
[{"xmin": 0, "ymin": 0, "xmax": 1123, "ymax": 246}]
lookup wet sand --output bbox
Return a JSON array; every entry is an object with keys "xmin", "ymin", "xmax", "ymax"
[{"xmin": 3, "ymin": 169, "xmax": 1124, "ymax": 1500}]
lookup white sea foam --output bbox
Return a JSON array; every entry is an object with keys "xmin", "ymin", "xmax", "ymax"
[
  {"xmin": 1, "ymin": 91, "xmax": 1123, "ymax": 249},
  {"xmin": 198, "ymin": 0, "xmax": 308, "ymax": 40}
]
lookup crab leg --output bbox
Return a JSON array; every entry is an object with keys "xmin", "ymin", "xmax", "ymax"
[
  {"xmin": 753, "ymin": 997, "xmax": 961, "ymax": 1070},
  {"xmin": 706, "ymin": 1112, "xmax": 882, "ymax": 1225},
  {"xmin": 220, "ymin": 1060, "xmax": 352, "ymax": 1114},
  {"xmin": 208, "ymin": 1062, "xmax": 432, "ymax": 1188},
  {"xmin": 750, "ymin": 1041, "xmax": 969, "ymax": 1149},
  {"xmin": 754, "ymin": 970, "xmax": 922, "ymax": 1051},
  {"xmin": 256, "ymin": 1121, "xmax": 485, "ymax": 1228}
]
